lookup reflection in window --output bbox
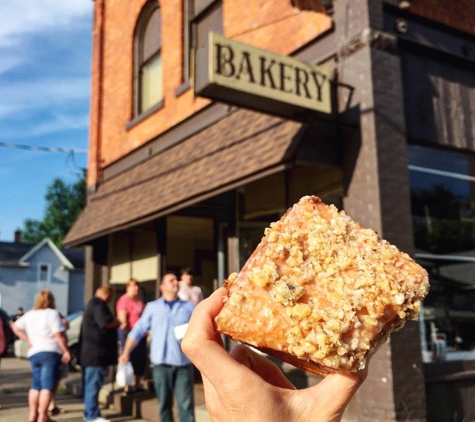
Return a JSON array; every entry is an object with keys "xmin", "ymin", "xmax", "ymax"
[
  {"xmin": 135, "ymin": 2, "xmax": 162, "ymax": 115},
  {"xmin": 408, "ymin": 145, "xmax": 475, "ymax": 361},
  {"xmin": 409, "ymin": 146, "xmax": 475, "ymax": 256}
]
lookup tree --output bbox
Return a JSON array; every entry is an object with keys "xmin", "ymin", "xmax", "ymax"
[
  {"xmin": 411, "ymin": 184, "xmax": 474, "ymax": 254},
  {"xmin": 20, "ymin": 176, "xmax": 86, "ymax": 246}
]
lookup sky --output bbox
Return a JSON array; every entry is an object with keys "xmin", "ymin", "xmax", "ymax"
[{"xmin": 0, "ymin": 1, "xmax": 93, "ymax": 242}]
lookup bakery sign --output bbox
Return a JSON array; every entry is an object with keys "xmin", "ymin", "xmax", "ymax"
[{"xmin": 194, "ymin": 33, "xmax": 333, "ymax": 121}]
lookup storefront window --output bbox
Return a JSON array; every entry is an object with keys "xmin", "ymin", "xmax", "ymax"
[
  {"xmin": 237, "ymin": 166, "xmax": 343, "ymax": 268},
  {"xmin": 408, "ymin": 145, "xmax": 475, "ymax": 362},
  {"xmin": 239, "ymin": 222, "xmax": 272, "ymax": 268}
]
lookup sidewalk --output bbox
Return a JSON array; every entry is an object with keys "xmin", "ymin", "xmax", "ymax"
[{"xmin": 0, "ymin": 356, "xmax": 149, "ymax": 422}]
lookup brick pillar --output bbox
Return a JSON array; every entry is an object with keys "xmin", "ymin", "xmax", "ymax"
[
  {"xmin": 155, "ymin": 217, "xmax": 167, "ymax": 298},
  {"xmin": 335, "ymin": 1, "xmax": 427, "ymax": 420},
  {"xmin": 84, "ymin": 244, "xmax": 108, "ymax": 303},
  {"xmin": 84, "ymin": 235, "xmax": 109, "ymax": 305}
]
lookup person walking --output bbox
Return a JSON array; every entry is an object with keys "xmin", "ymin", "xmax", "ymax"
[
  {"xmin": 116, "ymin": 278, "xmax": 147, "ymax": 394},
  {"xmin": 80, "ymin": 285, "xmax": 120, "ymax": 422},
  {"xmin": 48, "ymin": 312, "xmax": 70, "ymax": 416},
  {"xmin": 12, "ymin": 290, "xmax": 70, "ymax": 422},
  {"xmin": 119, "ymin": 272, "xmax": 195, "ymax": 422},
  {"xmin": 178, "ymin": 267, "xmax": 203, "ymax": 305}
]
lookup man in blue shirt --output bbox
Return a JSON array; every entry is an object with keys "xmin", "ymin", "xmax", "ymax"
[{"xmin": 119, "ymin": 272, "xmax": 195, "ymax": 422}]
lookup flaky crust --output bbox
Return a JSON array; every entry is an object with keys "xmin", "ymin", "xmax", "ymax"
[{"xmin": 215, "ymin": 196, "xmax": 429, "ymax": 375}]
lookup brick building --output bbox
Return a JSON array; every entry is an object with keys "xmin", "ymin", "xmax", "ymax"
[{"xmin": 65, "ymin": 0, "xmax": 475, "ymax": 420}]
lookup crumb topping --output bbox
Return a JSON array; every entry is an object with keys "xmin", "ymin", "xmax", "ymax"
[{"xmin": 216, "ymin": 196, "xmax": 430, "ymax": 372}]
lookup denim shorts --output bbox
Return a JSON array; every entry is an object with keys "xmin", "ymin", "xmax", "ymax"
[{"xmin": 29, "ymin": 351, "xmax": 62, "ymax": 391}]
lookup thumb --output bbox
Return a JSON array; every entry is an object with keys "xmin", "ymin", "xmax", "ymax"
[{"xmin": 296, "ymin": 371, "xmax": 363, "ymax": 421}]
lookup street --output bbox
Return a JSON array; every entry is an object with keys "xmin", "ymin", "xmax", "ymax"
[{"xmin": 0, "ymin": 356, "xmax": 146, "ymax": 422}]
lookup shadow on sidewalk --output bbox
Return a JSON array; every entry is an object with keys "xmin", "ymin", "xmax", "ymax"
[{"xmin": 0, "ymin": 356, "xmax": 33, "ymax": 409}]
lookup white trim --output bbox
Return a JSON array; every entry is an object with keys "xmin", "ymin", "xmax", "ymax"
[
  {"xmin": 0, "ymin": 262, "xmax": 30, "ymax": 267},
  {"xmin": 20, "ymin": 238, "xmax": 74, "ymax": 270},
  {"xmin": 408, "ymin": 165, "xmax": 475, "ymax": 182},
  {"xmin": 414, "ymin": 253, "xmax": 475, "ymax": 262},
  {"xmin": 37, "ymin": 262, "xmax": 52, "ymax": 282}
]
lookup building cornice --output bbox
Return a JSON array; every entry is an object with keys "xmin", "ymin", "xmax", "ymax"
[
  {"xmin": 339, "ymin": 28, "xmax": 398, "ymax": 59},
  {"xmin": 291, "ymin": 0, "xmax": 333, "ymax": 14}
]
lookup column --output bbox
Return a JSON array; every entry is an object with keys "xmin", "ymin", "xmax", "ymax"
[{"xmin": 335, "ymin": 0, "xmax": 427, "ymax": 420}]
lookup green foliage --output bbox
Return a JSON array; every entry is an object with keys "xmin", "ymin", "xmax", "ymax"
[
  {"xmin": 411, "ymin": 184, "xmax": 475, "ymax": 254},
  {"xmin": 413, "ymin": 218, "xmax": 475, "ymax": 254},
  {"xmin": 20, "ymin": 176, "xmax": 86, "ymax": 247}
]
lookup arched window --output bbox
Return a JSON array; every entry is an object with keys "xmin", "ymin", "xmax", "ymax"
[{"xmin": 135, "ymin": 1, "xmax": 163, "ymax": 116}]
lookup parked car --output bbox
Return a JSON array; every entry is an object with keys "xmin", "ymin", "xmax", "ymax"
[
  {"xmin": 13, "ymin": 310, "xmax": 83, "ymax": 370},
  {"xmin": 0, "ymin": 307, "xmax": 15, "ymax": 351}
]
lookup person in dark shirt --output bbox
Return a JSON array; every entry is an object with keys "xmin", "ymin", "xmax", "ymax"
[
  {"xmin": 11, "ymin": 306, "xmax": 24, "ymax": 322},
  {"xmin": 80, "ymin": 286, "xmax": 120, "ymax": 422}
]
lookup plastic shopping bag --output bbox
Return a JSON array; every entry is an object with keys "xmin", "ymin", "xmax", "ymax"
[
  {"xmin": 174, "ymin": 323, "xmax": 189, "ymax": 341},
  {"xmin": 116, "ymin": 362, "xmax": 134, "ymax": 388}
]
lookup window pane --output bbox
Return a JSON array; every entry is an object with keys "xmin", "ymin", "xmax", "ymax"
[
  {"xmin": 143, "ymin": 8, "xmax": 161, "ymax": 62},
  {"xmin": 196, "ymin": 3, "xmax": 223, "ymax": 50},
  {"xmin": 409, "ymin": 145, "xmax": 475, "ymax": 361},
  {"xmin": 409, "ymin": 146, "xmax": 475, "ymax": 256},
  {"xmin": 418, "ymin": 258, "xmax": 475, "ymax": 361},
  {"xmin": 39, "ymin": 264, "xmax": 49, "ymax": 282},
  {"xmin": 408, "ymin": 144, "xmax": 468, "ymax": 174},
  {"xmin": 140, "ymin": 54, "xmax": 163, "ymax": 113}
]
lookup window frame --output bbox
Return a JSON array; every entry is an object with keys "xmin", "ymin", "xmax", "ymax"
[
  {"xmin": 37, "ymin": 262, "xmax": 52, "ymax": 283},
  {"xmin": 175, "ymin": 0, "xmax": 222, "ymax": 97},
  {"xmin": 408, "ymin": 144, "xmax": 475, "ymax": 362},
  {"xmin": 132, "ymin": 0, "xmax": 163, "ymax": 121}
]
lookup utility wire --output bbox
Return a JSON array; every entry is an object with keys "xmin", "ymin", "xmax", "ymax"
[
  {"xmin": 0, "ymin": 141, "xmax": 87, "ymax": 154},
  {"xmin": 0, "ymin": 141, "xmax": 87, "ymax": 176}
]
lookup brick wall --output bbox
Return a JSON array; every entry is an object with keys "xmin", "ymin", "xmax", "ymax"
[
  {"xmin": 410, "ymin": 0, "xmax": 475, "ymax": 36},
  {"xmin": 87, "ymin": 0, "xmax": 332, "ymax": 187},
  {"xmin": 336, "ymin": 1, "xmax": 427, "ymax": 420},
  {"xmin": 224, "ymin": 1, "xmax": 332, "ymax": 51}
]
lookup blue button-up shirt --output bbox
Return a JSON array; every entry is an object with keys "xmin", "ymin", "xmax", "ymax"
[{"xmin": 128, "ymin": 297, "xmax": 195, "ymax": 367}]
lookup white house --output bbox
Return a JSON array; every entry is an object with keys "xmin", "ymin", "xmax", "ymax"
[{"xmin": 0, "ymin": 237, "xmax": 84, "ymax": 316}]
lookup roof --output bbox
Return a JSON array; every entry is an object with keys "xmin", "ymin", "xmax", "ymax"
[
  {"xmin": 0, "ymin": 241, "xmax": 32, "ymax": 265},
  {"xmin": 20, "ymin": 238, "xmax": 74, "ymax": 270},
  {"xmin": 64, "ymin": 108, "xmax": 324, "ymax": 246},
  {"xmin": 0, "ymin": 238, "xmax": 84, "ymax": 269},
  {"xmin": 61, "ymin": 248, "xmax": 85, "ymax": 269}
]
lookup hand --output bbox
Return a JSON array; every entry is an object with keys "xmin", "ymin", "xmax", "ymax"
[
  {"xmin": 182, "ymin": 288, "xmax": 368, "ymax": 422},
  {"xmin": 118, "ymin": 352, "xmax": 130, "ymax": 365},
  {"xmin": 61, "ymin": 350, "xmax": 71, "ymax": 364}
]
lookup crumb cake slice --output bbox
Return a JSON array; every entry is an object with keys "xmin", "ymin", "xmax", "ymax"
[{"xmin": 214, "ymin": 196, "xmax": 429, "ymax": 375}]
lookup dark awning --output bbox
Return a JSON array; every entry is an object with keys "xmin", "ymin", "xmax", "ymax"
[{"xmin": 64, "ymin": 108, "xmax": 324, "ymax": 246}]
